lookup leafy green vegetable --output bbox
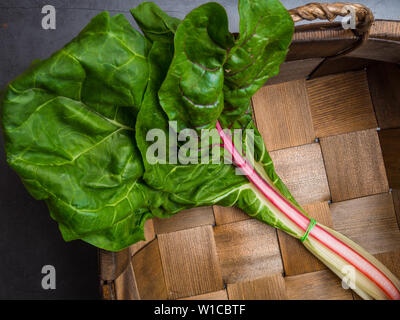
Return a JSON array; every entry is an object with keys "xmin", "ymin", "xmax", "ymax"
[
  {"xmin": 1, "ymin": 0, "xmax": 295, "ymax": 250},
  {"xmin": 130, "ymin": 2, "xmax": 180, "ymax": 43},
  {"xmin": 132, "ymin": 1, "xmax": 293, "ymax": 128},
  {"xmin": 1, "ymin": 12, "xmax": 169, "ymax": 251},
  {"xmin": 158, "ymin": 2, "xmax": 234, "ymax": 131},
  {"xmin": 221, "ymin": 0, "xmax": 294, "ymax": 126},
  {"xmin": 135, "ymin": 1, "xmax": 299, "ymax": 235}
]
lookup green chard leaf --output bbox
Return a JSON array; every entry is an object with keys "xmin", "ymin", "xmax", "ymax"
[
  {"xmin": 220, "ymin": 0, "xmax": 294, "ymax": 126},
  {"xmin": 1, "ymin": 12, "xmax": 167, "ymax": 251},
  {"xmin": 158, "ymin": 2, "xmax": 235, "ymax": 131},
  {"xmin": 135, "ymin": 1, "xmax": 302, "ymax": 236},
  {"xmin": 130, "ymin": 2, "xmax": 180, "ymax": 43},
  {"xmin": 132, "ymin": 1, "xmax": 294, "ymax": 128},
  {"xmin": 135, "ymin": 4, "xmax": 247, "ymax": 209},
  {"xmin": 136, "ymin": 39, "xmax": 248, "ymax": 210}
]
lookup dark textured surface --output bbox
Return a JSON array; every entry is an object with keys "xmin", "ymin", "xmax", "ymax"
[
  {"xmin": 0, "ymin": 135, "xmax": 99, "ymax": 299},
  {"xmin": 0, "ymin": 0, "xmax": 239, "ymax": 89},
  {"xmin": 0, "ymin": 0, "xmax": 398, "ymax": 300},
  {"xmin": 2, "ymin": 0, "xmax": 399, "ymax": 88}
]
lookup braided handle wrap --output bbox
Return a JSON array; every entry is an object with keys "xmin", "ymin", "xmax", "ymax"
[{"xmin": 289, "ymin": 2, "xmax": 374, "ymax": 36}]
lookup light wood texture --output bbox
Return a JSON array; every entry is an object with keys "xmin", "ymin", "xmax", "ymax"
[
  {"xmin": 153, "ymin": 207, "xmax": 215, "ymax": 234},
  {"xmin": 330, "ymin": 193, "xmax": 400, "ymax": 255},
  {"xmin": 307, "ymin": 71, "xmax": 377, "ymax": 138},
  {"xmin": 158, "ymin": 226, "xmax": 223, "ymax": 299},
  {"xmin": 132, "ymin": 239, "xmax": 168, "ymax": 300},
  {"xmin": 270, "ymin": 143, "xmax": 330, "ymax": 205},
  {"xmin": 374, "ymin": 250, "xmax": 400, "ymax": 279},
  {"xmin": 227, "ymin": 274, "xmax": 287, "ymax": 300},
  {"xmin": 252, "ymin": 79, "xmax": 315, "ymax": 151},
  {"xmin": 320, "ymin": 129, "xmax": 389, "ymax": 202},
  {"xmin": 266, "ymin": 59, "xmax": 323, "ymax": 85},
  {"xmin": 129, "ymin": 219, "xmax": 155, "ymax": 256},
  {"xmin": 99, "ymin": 248, "xmax": 130, "ymax": 281},
  {"xmin": 181, "ymin": 290, "xmax": 228, "ymax": 300},
  {"xmin": 370, "ymin": 20, "xmax": 400, "ymax": 41},
  {"xmin": 285, "ymin": 270, "xmax": 353, "ymax": 300},
  {"xmin": 367, "ymin": 63, "xmax": 400, "ymax": 129},
  {"xmin": 115, "ymin": 262, "xmax": 139, "ymax": 300},
  {"xmin": 278, "ymin": 202, "xmax": 333, "ymax": 276},
  {"xmin": 214, "ymin": 219, "xmax": 283, "ymax": 284},
  {"xmin": 101, "ymin": 281, "xmax": 116, "ymax": 300},
  {"xmin": 379, "ymin": 129, "xmax": 400, "ymax": 189},
  {"xmin": 213, "ymin": 205, "xmax": 249, "ymax": 226}
]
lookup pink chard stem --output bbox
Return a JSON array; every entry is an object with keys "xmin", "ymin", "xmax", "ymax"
[{"xmin": 216, "ymin": 120, "xmax": 400, "ymax": 300}]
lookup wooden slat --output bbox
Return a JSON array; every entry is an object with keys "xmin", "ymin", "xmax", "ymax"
[
  {"xmin": 158, "ymin": 226, "xmax": 223, "ymax": 299},
  {"xmin": 252, "ymin": 79, "xmax": 315, "ymax": 151},
  {"xmin": 367, "ymin": 63, "xmax": 400, "ymax": 129},
  {"xmin": 213, "ymin": 205, "xmax": 249, "ymax": 226},
  {"xmin": 374, "ymin": 250, "xmax": 400, "ymax": 279},
  {"xmin": 348, "ymin": 39, "xmax": 400, "ymax": 63},
  {"xmin": 214, "ymin": 219, "xmax": 283, "ymax": 284},
  {"xmin": 181, "ymin": 290, "xmax": 228, "ymax": 300},
  {"xmin": 101, "ymin": 281, "xmax": 116, "ymax": 300},
  {"xmin": 379, "ymin": 129, "xmax": 400, "ymax": 189},
  {"xmin": 320, "ymin": 129, "xmax": 389, "ymax": 202},
  {"xmin": 286, "ymin": 37, "xmax": 356, "ymax": 61},
  {"xmin": 307, "ymin": 70, "xmax": 377, "ymax": 138},
  {"xmin": 278, "ymin": 202, "xmax": 333, "ymax": 276},
  {"xmin": 288, "ymin": 38, "xmax": 358, "ymax": 61},
  {"xmin": 393, "ymin": 189, "xmax": 400, "ymax": 228},
  {"xmin": 370, "ymin": 20, "xmax": 400, "ymax": 41},
  {"xmin": 311, "ymin": 57, "xmax": 373, "ymax": 79},
  {"xmin": 285, "ymin": 270, "xmax": 353, "ymax": 300},
  {"xmin": 292, "ymin": 23, "xmax": 356, "ymax": 41},
  {"xmin": 153, "ymin": 207, "xmax": 215, "ymax": 234},
  {"xmin": 227, "ymin": 274, "xmax": 287, "ymax": 300},
  {"xmin": 114, "ymin": 262, "xmax": 140, "ymax": 300},
  {"xmin": 330, "ymin": 193, "xmax": 400, "ymax": 255},
  {"xmin": 129, "ymin": 219, "xmax": 155, "ymax": 256},
  {"xmin": 132, "ymin": 239, "xmax": 168, "ymax": 300},
  {"xmin": 99, "ymin": 248, "xmax": 130, "ymax": 281},
  {"xmin": 288, "ymin": 23, "xmax": 357, "ymax": 61},
  {"xmin": 266, "ymin": 59, "xmax": 322, "ymax": 85},
  {"xmin": 270, "ymin": 143, "xmax": 330, "ymax": 205}
]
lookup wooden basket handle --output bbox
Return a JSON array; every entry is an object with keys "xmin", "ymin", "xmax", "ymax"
[
  {"xmin": 289, "ymin": 2, "xmax": 374, "ymax": 58},
  {"xmin": 289, "ymin": 2, "xmax": 374, "ymax": 37}
]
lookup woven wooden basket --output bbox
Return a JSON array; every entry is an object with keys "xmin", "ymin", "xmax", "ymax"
[{"xmin": 99, "ymin": 3, "xmax": 400, "ymax": 300}]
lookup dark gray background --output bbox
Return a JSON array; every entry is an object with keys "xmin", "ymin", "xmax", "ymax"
[{"xmin": 0, "ymin": 0, "xmax": 399, "ymax": 300}]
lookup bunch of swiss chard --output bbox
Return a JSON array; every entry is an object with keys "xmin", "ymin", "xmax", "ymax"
[{"xmin": 1, "ymin": 0, "xmax": 399, "ymax": 300}]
